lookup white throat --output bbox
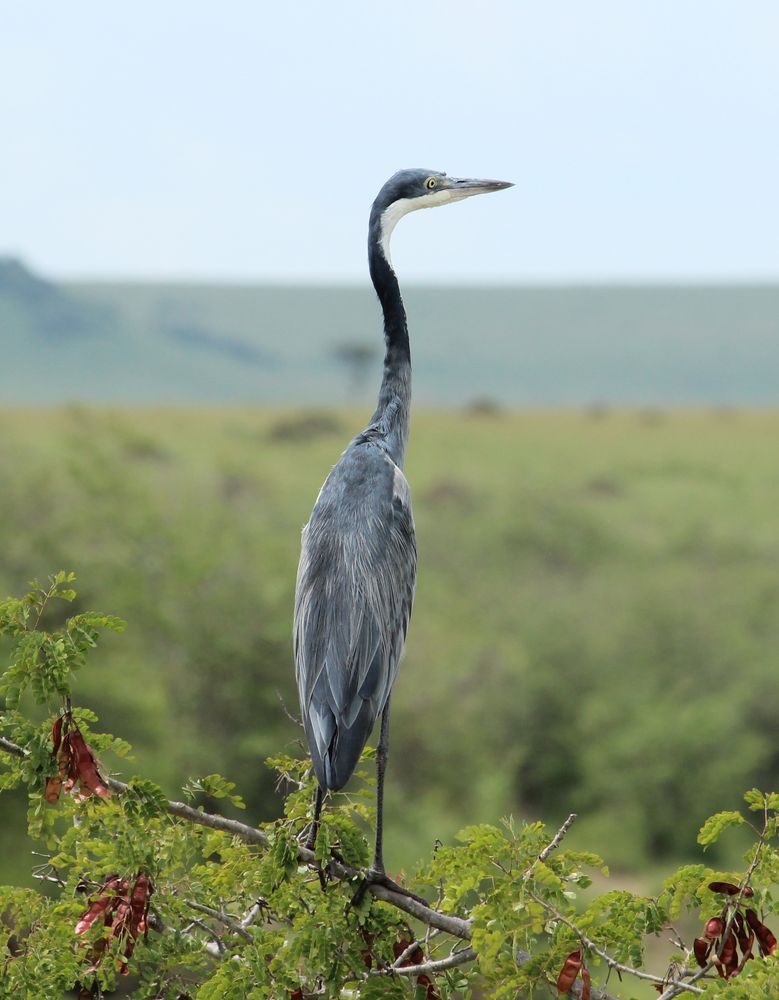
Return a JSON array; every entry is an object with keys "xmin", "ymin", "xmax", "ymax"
[{"xmin": 379, "ymin": 189, "xmax": 456, "ymax": 265}]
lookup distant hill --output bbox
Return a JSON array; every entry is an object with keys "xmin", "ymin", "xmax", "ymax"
[
  {"xmin": 1, "ymin": 258, "xmax": 778, "ymax": 405},
  {"xmin": 0, "ymin": 256, "xmax": 110, "ymax": 341}
]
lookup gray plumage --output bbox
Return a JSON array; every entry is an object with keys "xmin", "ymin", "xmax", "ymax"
[
  {"xmin": 294, "ymin": 429, "xmax": 415, "ymax": 790},
  {"xmin": 293, "ymin": 169, "xmax": 511, "ymax": 818}
]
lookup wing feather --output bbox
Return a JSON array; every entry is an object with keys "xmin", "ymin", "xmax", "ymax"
[{"xmin": 294, "ymin": 443, "xmax": 416, "ymax": 790}]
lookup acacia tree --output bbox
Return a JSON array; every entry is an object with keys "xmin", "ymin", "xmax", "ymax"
[{"xmin": 0, "ymin": 574, "xmax": 778, "ymax": 998}]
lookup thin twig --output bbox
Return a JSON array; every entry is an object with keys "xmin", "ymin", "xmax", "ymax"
[
  {"xmin": 187, "ymin": 917, "xmax": 226, "ymax": 955},
  {"xmin": 526, "ymin": 890, "xmax": 704, "ymax": 995},
  {"xmin": 425, "ymin": 884, "xmax": 444, "ymax": 955},
  {"xmin": 523, "ymin": 812, "xmax": 577, "ymax": 879},
  {"xmin": 371, "ymin": 945, "xmax": 477, "ymax": 978},
  {"xmin": 240, "ymin": 900, "xmax": 265, "ymax": 928},
  {"xmin": 276, "ymin": 690, "xmax": 303, "ymax": 727},
  {"xmin": 184, "ymin": 900, "xmax": 254, "ymax": 942},
  {"xmin": 656, "ymin": 803, "xmax": 770, "ymax": 1000},
  {"xmin": 31, "ymin": 869, "xmax": 67, "ymax": 887},
  {"xmin": 390, "ymin": 936, "xmax": 426, "ymax": 969},
  {"xmin": 0, "ymin": 734, "xmax": 469, "ymax": 940},
  {"xmin": 0, "ymin": 734, "xmax": 625, "ymax": 1000}
]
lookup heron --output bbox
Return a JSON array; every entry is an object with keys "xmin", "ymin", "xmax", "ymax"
[{"xmin": 294, "ymin": 168, "xmax": 512, "ymax": 894}]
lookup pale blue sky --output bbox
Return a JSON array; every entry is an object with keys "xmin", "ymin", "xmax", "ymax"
[{"xmin": 2, "ymin": 2, "xmax": 778, "ymax": 282}]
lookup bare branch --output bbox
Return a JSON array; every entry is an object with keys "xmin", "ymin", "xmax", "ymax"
[
  {"xmin": 0, "ymin": 736, "xmax": 25, "ymax": 758},
  {"xmin": 187, "ymin": 917, "xmax": 227, "ymax": 956},
  {"xmin": 240, "ymin": 900, "xmax": 265, "ymax": 928},
  {"xmin": 526, "ymin": 890, "xmax": 704, "ymax": 995},
  {"xmin": 656, "ymin": 804, "xmax": 771, "ymax": 1000},
  {"xmin": 31, "ymin": 869, "xmax": 67, "ymax": 887},
  {"xmin": 523, "ymin": 812, "xmax": 577, "ymax": 879},
  {"xmin": 372, "ymin": 945, "xmax": 477, "ymax": 978},
  {"xmin": 389, "ymin": 937, "xmax": 426, "ymax": 969},
  {"xmin": 0, "ymin": 734, "xmax": 467, "ymax": 939},
  {"xmin": 0, "ymin": 735, "xmax": 660, "ymax": 1000},
  {"xmin": 359, "ymin": 878, "xmax": 472, "ymax": 939},
  {"xmin": 184, "ymin": 900, "xmax": 254, "ymax": 942},
  {"xmin": 119, "ymin": 775, "xmax": 271, "ymax": 848}
]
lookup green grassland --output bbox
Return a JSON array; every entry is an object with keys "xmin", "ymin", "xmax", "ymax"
[{"xmin": 1, "ymin": 405, "xmax": 777, "ymax": 892}]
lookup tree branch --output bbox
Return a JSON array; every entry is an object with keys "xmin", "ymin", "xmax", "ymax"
[
  {"xmin": 0, "ymin": 734, "xmax": 467, "ymax": 937},
  {"xmin": 523, "ymin": 812, "xmax": 577, "ymax": 879},
  {"xmin": 526, "ymin": 890, "xmax": 704, "ymax": 996},
  {"xmin": 655, "ymin": 804, "xmax": 771, "ymax": 1000},
  {"xmin": 184, "ymin": 900, "xmax": 254, "ymax": 942},
  {"xmin": 0, "ymin": 736, "xmax": 25, "ymax": 757},
  {"xmin": 371, "ymin": 945, "xmax": 476, "ymax": 978},
  {"xmin": 186, "ymin": 917, "xmax": 227, "ymax": 957},
  {"xmin": 0, "ymin": 734, "xmax": 621, "ymax": 1000},
  {"xmin": 389, "ymin": 936, "xmax": 428, "ymax": 969}
]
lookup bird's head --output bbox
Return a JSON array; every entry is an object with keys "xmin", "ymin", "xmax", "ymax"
[{"xmin": 370, "ymin": 168, "xmax": 513, "ymax": 265}]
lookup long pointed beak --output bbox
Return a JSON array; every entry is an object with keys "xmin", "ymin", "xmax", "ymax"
[{"xmin": 448, "ymin": 176, "xmax": 514, "ymax": 199}]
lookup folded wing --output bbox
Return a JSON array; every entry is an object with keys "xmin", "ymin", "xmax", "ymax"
[{"xmin": 294, "ymin": 444, "xmax": 416, "ymax": 790}]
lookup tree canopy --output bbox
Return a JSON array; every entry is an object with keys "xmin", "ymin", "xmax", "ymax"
[{"xmin": 0, "ymin": 574, "xmax": 778, "ymax": 998}]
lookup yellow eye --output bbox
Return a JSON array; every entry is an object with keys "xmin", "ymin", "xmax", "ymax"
[{"xmin": 426, "ymin": 177, "xmax": 437, "ymax": 190}]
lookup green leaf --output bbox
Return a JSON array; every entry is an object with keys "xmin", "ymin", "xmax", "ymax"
[
  {"xmin": 698, "ymin": 810, "xmax": 745, "ymax": 848},
  {"xmin": 183, "ymin": 773, "xmax": 246, "ymax": 809},
  {"xmin": 661, "ymin": 864, "xmax": 711, "ymax": 919},
  {"xmin": 744, "ymin": 788, "xmax": 779, "ymax": 813},
  {"xmin": 271, "ymin": 829, "xmax": 298, "ymax": 880},
  {"xmin": 122, "ymin": 777, "xmax": 168, "ymax": 819}
]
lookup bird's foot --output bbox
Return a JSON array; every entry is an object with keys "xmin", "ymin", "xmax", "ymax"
[{"xmin": 349, "ymin": 868, "xmax": 429, "ymax": 910}]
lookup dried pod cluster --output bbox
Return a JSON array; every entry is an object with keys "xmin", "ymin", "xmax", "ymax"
[
  {"xmin": 45, "ymin": 714, "xmax": 110, "ymax": 803},
  {"xmin": 693, "ymin": 881, "xmax": 777, "ymax": 981},
  {"xmin": 391, "ymin": 936, "xmax": 441, "ymax": 999},
  {"xmin": 288, "ymin": 931, "xmax": 442, "ymax": 998},
  {"xmin": 557, "ymin": 948, "xmax": 591, "ymax": 998},
  {"xmin": 75, "ymin": 872, "xmax": 153, "ymax": 976}
]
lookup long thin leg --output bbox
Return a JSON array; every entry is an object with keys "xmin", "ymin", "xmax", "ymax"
[
  {"xmin": 305, "ymin": 785, "xmax": 328, "ymax": 890},
  {"xmin": 372, "ymin": 699, "xmax": 391, "ymax": 873},
  {"xmin": 349, "ymin": 699, "xmax": 428, "ymax": 907},
  {"xmin": 305, "ymin": 785, "xmax": 324, "ymax": 852}
]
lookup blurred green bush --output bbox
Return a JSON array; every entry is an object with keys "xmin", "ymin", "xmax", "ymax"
[{"xmin": 1, "ymin": 405, "xmax": 776, "ymax": 884}]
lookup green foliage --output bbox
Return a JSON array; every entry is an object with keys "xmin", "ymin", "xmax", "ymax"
[
  {"xmin": 184, "ymin": 773, "xmax": 246, "ymax": 810},
  {"xmin": 2, "ymin": 406, "xmax": 779, "ymax": 878},
  {"xmin": 121, "ymin": 777, "xmax": 169, "ymax": 820},
  {"xmin": 744, "ymin": 789, "xmax": 779, "ymax": 813},
  {"xmin": 702, "ymin": 959, "xmax": 779, "ymax": 998},
  {"xmin": 662, "ymin": 864, "xmax": 714, "ymax": 920},
  {"xmin": 699, "ymin": 812, "xmax": 746, "ymax": 849},
  {"xmin": 2, "ymin": 575, "xmax": 779, "ymax": 995},
  {"xmin": 0, "ymin": 571, "xmax": 124, "ymax": 710}
]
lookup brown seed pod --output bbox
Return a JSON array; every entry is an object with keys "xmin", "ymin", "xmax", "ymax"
[
  {"xmin": 709, "ymin": 880, "xmax": 753, "ymax": 898},
  {"xmin": 44, "ymin": 774, "xmax": 63, "ymax": 804},
  {"xmin": 580, "ymin": 965, "xmax": 591, "ymax": 1000},
  {"xmin": 733, "ymin": 911, "xmax": 753, "ymax": 962},
  {"xmin": 693, "ymin": 937, "xmax": 712, "ymax": 967},
  {"xmin": 50, "ymin": 716, "xmax": 64, "ymax": 757},
  {"xmin": 745, "ymin": 909, "xmax": 777, "ymax": 957},
  {"xmin": 557, "ymin": 949, "xmax": 583, "ymax": 994},
  {"xmin": 67, "ymin": 730, "xmax": 111, "ymax": 799},
  {"xmin": 720, "ymin": 931, "xmax": 738, "ymax": 979},
  {"xmin": 704, "ymin": 916, "xmax": 725, "ymax": 940},
  {"xmin": 75, "ymin": 896, "xmax": 113, "ymax": 936}
]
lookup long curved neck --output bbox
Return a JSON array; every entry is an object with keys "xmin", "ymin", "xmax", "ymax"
[{"xmin": 364, "ymin": 209, "xmax": 411, "ymax": 467}]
